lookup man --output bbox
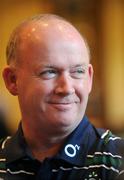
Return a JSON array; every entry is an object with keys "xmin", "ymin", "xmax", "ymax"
[{"xmin": 0, "ymin": 14, "xmax": 124, "ymax": 179}]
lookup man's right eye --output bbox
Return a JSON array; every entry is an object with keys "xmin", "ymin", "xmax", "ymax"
[{"xmin": 40, "ymin": 69, "xmax": 57, "ymax": 79}]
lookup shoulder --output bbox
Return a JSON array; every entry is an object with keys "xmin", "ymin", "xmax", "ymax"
[
  {"xmin": 89, "ymin": 125, "xmax": 124, "ymax": 156},
  {"xmin": 81, "ymin": 117, "xmax": 124, "ymax": 154},
  {"xmin": 0, "ymin": 136, "xmax": 11, "ymax": 148},
  {"xmin": 95, "ymin": 128, "xmax": 124, "ymax": 153},
  {"xmin": 0, "ymin": 136, "xmax": 12, "ymax": 174},
  {"xmin": 0, "ymin": 136, "xmax": 12, "ymax": 155},
  {"xmin": 89, "ymin": 126, "xmax": 124, "ymax": 179}
]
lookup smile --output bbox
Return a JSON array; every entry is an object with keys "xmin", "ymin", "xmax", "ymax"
[{"xmin": 48, "ymin": 102, "xmax": 75, "ymax": 111}]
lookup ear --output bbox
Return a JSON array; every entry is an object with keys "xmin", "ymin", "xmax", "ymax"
[
  {"xmin": 2, "ymin": 66, "xmax": 18, "ymax": 96},
  {"xmin": 88, "ymin": 64, "xmax": 93, "ymax": 93}
]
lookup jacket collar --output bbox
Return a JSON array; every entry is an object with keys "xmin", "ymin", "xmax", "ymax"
[
  {"xmin": 3, "ymin": 116, "xmax": 94, "ymax": 166},
  {"xmin": 56, "ymin": 116, "xmax": 93, "ymax": 166},
  {"xmin": 3, "ymin": 124, "xmax": 32, "ymax": 164}
]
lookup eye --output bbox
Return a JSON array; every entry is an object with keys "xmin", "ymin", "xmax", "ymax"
[
  {"xmin": 40, "ymin": 69, "xmax": 57, "ymax": 79},
  {"xmin": 70, "ymin": 67, "xmax": 86, "ymax": 79}
]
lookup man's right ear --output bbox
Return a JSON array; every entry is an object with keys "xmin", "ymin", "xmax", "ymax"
[{"xmin": 2, "ymin": 66, "xmax": 18, "ymax": 96}]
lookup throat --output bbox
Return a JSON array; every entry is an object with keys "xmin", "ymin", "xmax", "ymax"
[
  {"xmin": 22, "ymin": 122, "xmax": 68, "ymax": 161},
  {"xmin": 31, "ymin": 142, "xmax": 63, "ymax": 161}
]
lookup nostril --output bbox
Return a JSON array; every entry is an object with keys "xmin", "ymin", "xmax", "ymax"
[{"xmin": 54, "ymin": 84, "xmax": 75, "ymax": 95}]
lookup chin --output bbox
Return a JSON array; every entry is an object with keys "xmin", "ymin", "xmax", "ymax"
[{"xmin": 55, "ymin": 115, "xmax": 81, "ymax": 129}]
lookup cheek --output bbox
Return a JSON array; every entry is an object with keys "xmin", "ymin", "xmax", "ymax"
[
  {"xmin": 37, "ymin": 80, "xmax": 55, "ymax": 95},
  {"xmin": 76, "ymin": 79, "xmax": 90, "ymax": 98},
  {"xmin": 31, "ymin": 81, "xmax": 55, "ymax": 103}
]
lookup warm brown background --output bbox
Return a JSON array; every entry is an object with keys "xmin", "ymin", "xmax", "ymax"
[{"xmin": 0, "ymin": 0, "xmax": 124, "ymax": 135}]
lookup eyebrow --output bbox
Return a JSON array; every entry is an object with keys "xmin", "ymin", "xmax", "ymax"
[
  {"xmin": 38, "ymin": 63, "xmax": 89, "ymax": 70},
  {"xmin": 70, "ymin": 63, "xmax": 88, "ymax": 68},
  {"xmin": 40, "ymin": 63, "xmax": 88, "ymax": 69}
]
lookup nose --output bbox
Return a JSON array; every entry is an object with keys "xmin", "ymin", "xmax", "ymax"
[{"xmin": 54, "ymin": 73, "xmax": 75, "ymax": 95}]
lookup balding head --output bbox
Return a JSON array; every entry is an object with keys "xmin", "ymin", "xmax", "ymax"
[
  {"xmin": 3, "ymin": 14, "xmax": 93, "ymax": 138},
  {"xmin": 6, "ymin": 14, "xmax": 90, "ymax": 66}
]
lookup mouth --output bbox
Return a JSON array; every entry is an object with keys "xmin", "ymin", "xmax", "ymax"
[{"xmin": 48, "ymin": 102, "xmax": 76, "ymax": 111}]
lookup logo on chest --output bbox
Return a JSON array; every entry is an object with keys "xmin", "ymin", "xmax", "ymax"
[{"xmin": 64, "ymin": 144, "xmax": 80, "ymax": 157}]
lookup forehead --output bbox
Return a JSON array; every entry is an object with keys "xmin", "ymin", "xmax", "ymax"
[{"xmin": 17, "ymin": 20, "xmax": 89, "ymax": 67}]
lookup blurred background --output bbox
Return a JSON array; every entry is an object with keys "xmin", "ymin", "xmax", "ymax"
[{"xmin": 0, "ymin": 0, "xmax": 124, "ymax": 137}]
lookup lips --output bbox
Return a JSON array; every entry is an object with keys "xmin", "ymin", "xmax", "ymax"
[
  {"xmin": 50, "ymin": 102, "xmax": 74, "ymax": 111},
  {"xmin": 49, "ymin": 102, "xmax": 75, "ymax": 104},
  {"xmin": 47, "ymin": 98, "xmax": 79, "ymax": 104},
  {"xmin": 46, "ymin": 96, "xmax": 80, "ymax": 110},
  {"xmin": 47, "ymin": 100, "xmax": 78, "ymax": 111}
]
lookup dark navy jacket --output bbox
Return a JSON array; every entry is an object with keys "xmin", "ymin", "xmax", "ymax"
[{"xmin": 0, "ymin": 116, "xmax": 124, "ymax": 179}]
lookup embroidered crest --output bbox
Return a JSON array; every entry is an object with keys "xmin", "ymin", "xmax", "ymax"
[{"xmin": 84, "ymin": 171, "xmax": 101, "ymax": 180}]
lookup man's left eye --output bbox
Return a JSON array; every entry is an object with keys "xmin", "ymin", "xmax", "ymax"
[{"xmin": 71, "ymin": 68, "xmax": 86, "ymax": 79}]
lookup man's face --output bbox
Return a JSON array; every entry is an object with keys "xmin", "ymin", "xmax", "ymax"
[{"xmin": 15, "ymin": 24, "xmax": 93, "ymax": 135}]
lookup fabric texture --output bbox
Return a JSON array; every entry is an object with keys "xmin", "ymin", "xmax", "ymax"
[{"xmin": 0, "ymin": 116, "xmax": 124, "ymax": 180}]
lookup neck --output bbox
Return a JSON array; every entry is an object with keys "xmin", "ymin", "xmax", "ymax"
[
  {"xmin": 31, "ymin": 143, "xmax": 63, "ymax": 161},
  {"xmin": 22, "ymin": 123, "xmax": 67, "ymax": 161}
]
